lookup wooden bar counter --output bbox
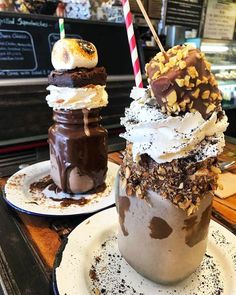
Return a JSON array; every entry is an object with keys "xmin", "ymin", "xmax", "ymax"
[{"xmin": 0, "ymin": 143, "xmax": 235, "ymax": 294}]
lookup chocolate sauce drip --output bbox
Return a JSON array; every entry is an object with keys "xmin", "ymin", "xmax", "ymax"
[
  {"xmin": 118, "ymin": 196, "xmax": 130, "ymax": 236},
  {"xmin": 183, "ymin": 204, "xmax": 212, "ymax": 247},
  {"xmin": 48, "ymin": 108, "xmax": 108, "ymax": 193},
  {"xmin": 149, "ymin": 217, "xmax": 173, "ymax": 239},
  {"xmin": 82, "ymin": 108, "xmax": 90, "ymax": 136},
  {"xmin": 48, "ymin": 183, "xmax": 62, "ymax": 194}
]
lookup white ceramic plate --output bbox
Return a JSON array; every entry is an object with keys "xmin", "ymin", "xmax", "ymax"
[
  {"xmin": 54, "ymin": 207, "xmax": 236, "ymax": 295},
  {"xmin": 4, "ymin": 161, "xmax": 119, "ymax": 216}
]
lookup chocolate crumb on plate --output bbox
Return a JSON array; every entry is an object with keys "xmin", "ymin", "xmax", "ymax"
[
  {"xmin": 87, "ymin": 224, "xmax": 235, "ymax": 295},
  {"xmin": 4, "ymin": 161, "xmax": 119, "ymax": 216}
]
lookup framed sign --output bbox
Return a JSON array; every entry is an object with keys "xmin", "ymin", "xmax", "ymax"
[{"xmin": 203, "ymin": 0, "xmax": 236, "ymax": 40}]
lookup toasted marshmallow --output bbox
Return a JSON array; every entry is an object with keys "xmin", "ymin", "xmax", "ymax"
[{"xmin": 51, "ymin": 38, "xmax": 98, "ymax": 70}]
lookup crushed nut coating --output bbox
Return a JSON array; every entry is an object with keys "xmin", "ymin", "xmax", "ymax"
[{"xmin": 120, "ymin": 144, "xmax": 219, "ymax": 216}]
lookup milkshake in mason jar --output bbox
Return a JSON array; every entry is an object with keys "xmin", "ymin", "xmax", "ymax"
[
  {"xmin": 46, "ymin": 38, "xmax": 108, "ymax": 193},
  {"xmin": 117, "ymin": 45, "xmax": 228, "ymax": 284}
]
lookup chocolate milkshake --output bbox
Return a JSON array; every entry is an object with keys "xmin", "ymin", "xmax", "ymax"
[
  {"xmin": 46, "ymin": 38, "xmax": 108, "ymax": 193},
  {"xmin": 117, "ymin": 45, "xmax": 228, "ymax": 284}
]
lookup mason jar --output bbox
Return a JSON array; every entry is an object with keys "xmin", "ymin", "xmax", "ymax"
[
  {"xmin": 116, "ymin": 175, "xmax": 213, "ymax": 284},
  {"xmin": 48, "ymin": 108, "xmax": 107, "ymax": 193}
]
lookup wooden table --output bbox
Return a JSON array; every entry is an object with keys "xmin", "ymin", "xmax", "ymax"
[{"xmin": 0, "ymin": 146, "xmax": 235, "ymax": 295}]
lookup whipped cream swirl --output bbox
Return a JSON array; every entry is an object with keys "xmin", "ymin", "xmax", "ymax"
[
  {"xmin": 120, "ymin": 87, "xmax": 228, "ymax": 163},
  {"xmin": 46, "ymin": 85, "xmax": 108, "ymax": 110}
]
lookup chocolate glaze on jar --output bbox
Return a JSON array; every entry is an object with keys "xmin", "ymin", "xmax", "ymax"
[{"xmin": 48, "ymin": 108, "xmax": 108, "ymax": 193}]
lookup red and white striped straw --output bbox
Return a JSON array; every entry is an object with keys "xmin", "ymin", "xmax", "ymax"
[{"xmin": 122, "ymin": 0, "xmax": 143, "ymax": 88}]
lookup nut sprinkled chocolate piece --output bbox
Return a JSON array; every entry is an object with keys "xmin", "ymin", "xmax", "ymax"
[{"xmin": 146, "ymin": 45, "xmax": 222, "ymax": 119}]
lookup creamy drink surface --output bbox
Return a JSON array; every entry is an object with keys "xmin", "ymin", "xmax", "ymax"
[{"xmin": 117, "ymin": 44, "xmax": 228, "ymax": 284}]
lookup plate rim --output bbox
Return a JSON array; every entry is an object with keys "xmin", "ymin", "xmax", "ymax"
[
  {"xmin": 53, "ymin": 207, "xmax": 236, "ymax": 295},
  {"xmin": 3, "ymin": 160, "xmax": 119, "ymax": 217}
]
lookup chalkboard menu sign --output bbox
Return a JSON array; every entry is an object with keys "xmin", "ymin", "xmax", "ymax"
[
  {"xmin": 165, "ymin": 0, "xmax": 203, "ymax": 29},
  {"xmin": 0, "ymin": 12, "xmax": 137, "ymax": 78}
]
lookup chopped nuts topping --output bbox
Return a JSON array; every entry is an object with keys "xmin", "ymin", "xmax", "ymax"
[
  {"xmin": 188, "ymin": 83, "xmax": 195, "ymax": 88},
  {"xmin": 202, "ymin": 90, "xmax": 210, "ymax": 99},
  {"xmin": 120, "ymin": 145, "xmax": 219, "ymax": 216},
  {"xmin": 206, "ymin": 103, "xmax": 216, "ymax": 114},
  {"xmin": 189, "ymin": 101, "xmax": 194, "ymax": 109},
  {"xmin": 184, "ymin": 75, "xmax": 190, "ymax": 87},
  {"xmin": 179, "ymin": 100, "xmax": 187, "ymax": 109},
  {"xmin": 158, "ymin": 166, "xmax": 166, "ymax": 174},
  {"xmin": 159, "ymin": 55, "xmax": 166, "ymax": 63},
  {"xmin": 187, "ymin": 66, "xmax": 199, "ymax": 78},
  {"xmin": 192, "ymin": 88, "xmax": 200, "ymax": 99},
  {"xmin": 190, "ymin": 108, "xmax": 197, "ymax": 113},
  {"xmin": 169, "ymin": 56, "xmax": 178, "ymax": 65},
  {"xmin": 205, "ymin": 61, "xmax": 211, "ymax": 71},
  {"xmin": 209, "ymin": 75, "xmax": 217, "ymax": 86},
  {"xmin": 161, "ymin": 66, "xmax": 169, "ymax": 74},
  {"xmin": 176, "ymin": 50, "xmax": 183, "ymax": 60},
  {"xmin": 211, "ymin": 166, "xmax": 221, "ymax": 174},
  {"xmin": 175, "ymin": 78, "xmax": 185, "ymax": 87},
  {"xmin": 210, "ymin": 92, "xmax": 218, "ymax": 100},
  {"xmin": 159, "ymin": 62, "xmax": 164, "ymax": 72},
  {"xmin": 202, "ymin": 76, "xmax": 208, "ymax": 84},
  {"xmin": 166, "ymin": 90, "xmax": 177, "ymax": 106},
  {"xmin": 179, "ymin": 60, "xmax": 186, "ymax": 69},
  {"xmin": 146, "ymin": 44, "xmax": 219, "ymax": 119},
  {"xmin": 152, "ymin": 71, "xmax": 160, "ymax": 80},
  {"xmin": 151, "ymin": 62, "xmax": 158, "ymax": 69},
  {"xmin": 196, "ymin": 79, "xmax": 202, "ymax": 86},
  {"xmin": 172, "ymin": 102, "xmax": 179, "ymax": 113},
  {"xmin": 154, "ymin": 52, "xmax": 163, "ymax": 59}
]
